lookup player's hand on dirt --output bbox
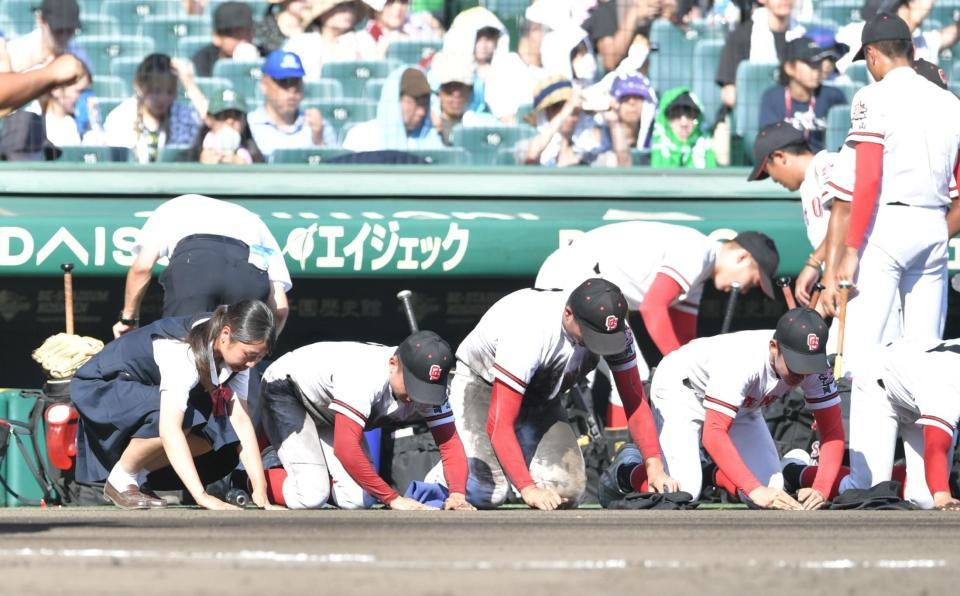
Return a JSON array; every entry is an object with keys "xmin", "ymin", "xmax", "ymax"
[
  {"xmin": 645, "ymin": 458, "xmax": 680, "ymax": 493},
  {"xmin": 252, "ymin": 490, "xmax": 285, "ymax": 510},
  {"xmin": 388, "ymin": 496, "xmax": 437, "ymax": 511},
  {"xmin": 748, "ymin": 486, "xmax": 802, "ymax": 510},
  {"xmin": 112, "ymin": 320, "xmax": 137, "ymax": 339},
  {"xmin": 794, "ymin": 264, "xmax": 820, "ymax": 307},
  {"xmin": 443, "ymin": 492, "xmax": 476, "ymax": 511},
  {"xmin": 521, "ymin": 484, "xmax": 564, "ymax": 511},
  {"xmin": 796, "ymin": 487, "xmax": 826, "ymax": 510},
  {"xmin": 933, "ymin": 492, "xmax": 960, "ymax": 511},
  {"xmin": 196, "ymin": 492, "xmax": 241, "ymax": 511},
  {"xmin": 47, "ymin": 54, "xmax": 85, "ymax": 87}
]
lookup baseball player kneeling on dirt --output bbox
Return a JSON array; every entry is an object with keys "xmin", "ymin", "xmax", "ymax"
[
  {"xmin": 635, "ymin": 308, "xmax": 844, "ymax": 510},
  {"xmin": 432, "ymin": 278, "xmax": 677, "ymax": 510},
  {"xmin": 260, "ymin": 331, "xmax": 474, "ymax": 511},
  {"xmin": 785, "ymin": 338, "xmax": 960, "ymax": 510}
]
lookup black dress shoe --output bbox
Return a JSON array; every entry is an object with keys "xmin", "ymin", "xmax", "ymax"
[{"xmin": 103, "ymin": 482, "xmax": 152, "ymax": 510}]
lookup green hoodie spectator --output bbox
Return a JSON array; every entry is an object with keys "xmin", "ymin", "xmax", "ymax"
[{"xmin": 651, "ymin": 87, "xmax": 717, "ymax": 169}]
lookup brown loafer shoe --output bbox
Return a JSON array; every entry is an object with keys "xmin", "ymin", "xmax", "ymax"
[
  {"xmin": 138, "ymin": 485, "xmax": 168, "ymax": 509},
  {"xmin": 103, "ymin": 482, "xmax": 152, "ymax": 510}
]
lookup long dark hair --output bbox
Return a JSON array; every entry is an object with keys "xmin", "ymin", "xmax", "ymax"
[{"xmin": 187, "ymin": 300, "xmax": 276, "ymax": 389}]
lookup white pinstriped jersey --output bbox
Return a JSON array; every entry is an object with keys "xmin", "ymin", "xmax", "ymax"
[
  {"xmin": 846, "ymin": 67, "xmax": 960, "ymax": 208},
  {"xmin": 262, "ymin": 342, "xmax": 454, "ymax": 430},
  {"xmin": 455, "ymin": 288, "xmax": 639, "ymax": 401},
  {"xmin": 871, "ymin": 338, "xmax": 960, "ymax": 437},
  {"xmin": 661, "ymin": 330, "xmax": 839, "ymax": 419},
  {"xmin": 535, "ymin": 222, "xmax": 719, "ymax": 316}
]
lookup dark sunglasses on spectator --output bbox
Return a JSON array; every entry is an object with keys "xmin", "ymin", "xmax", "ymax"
[
  {"xmin": 274, "ymin": 77, "xmax": 304, "ymax": 91},
  {"xmin": 665, "ymin": 105, "xmax": 699, "ymax": 121}
]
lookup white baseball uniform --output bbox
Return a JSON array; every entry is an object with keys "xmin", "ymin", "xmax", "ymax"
[
  {"xmin": 840, "ymin": 338, "xmax": 960, "ymax": 509},
  {"xmin": 840, "ymin": 66, "xmax": 960, "ymax": 379},
  {"xmin": 261, "ymin": 342, "xmax": 456, "ymax": 509},
  {"xmin": 535, "ymin": 222, "xmax": 719, "ymax": 413},
  {"xmin": 437, "ymin": 288, "xmax": 645, "ymax": 508},
  {"xmin": 650, "ymin": 330, "xmax": 839, "ymax": 500}
]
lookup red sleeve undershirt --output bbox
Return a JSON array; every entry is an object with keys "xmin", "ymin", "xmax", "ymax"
[
  {"xmin": 428, "ymin": 421, "xmax": 468, "ymax": 495},
  {"xmin": 810, "ymin": 404, "xmax": 844, "ymax": 497},
  {"xmin": 923, "ymin": 425, "xmax": 953, "ymax": 495},
  {"xmin": 486, "ymin": 380, "xmax": 534, "ymax": 492},
  {"xmin": 702, "ymin": 408, "xmax": 762, "ymax": 495},
  {"xmin": 333, "ymin": 413, "xmax": 399, "ymax": 504},
  {"xmin": 610, "ymin": 365, "xmax": 663, "ymax": 461},
  {"xmin": 639, "ymin": 273, "xmax": 692, "ymax": 355},
  {"xmin": 845, "ymin": 142, "xmax": 884, "ymax": 250}
]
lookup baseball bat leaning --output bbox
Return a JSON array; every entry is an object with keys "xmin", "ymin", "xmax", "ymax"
[
  {"xmin": 61, "ymin": 263, "xmax": 74, "ymax": 335},
  {"xmin": 720, "ymin": 282, "xmax": 742, "ymax": 334},
  {"xmin": 809, "ymin": 282, "xmax": 826, "ymax": 310},
  {"xmin": 397, "ymin": 290, "xmax": 419, "ymax": 333},
  {"xmin": 777, "ymin": 276, "xmax": 797, "ymax": 310},
  {"xmin": 833, "ymin": 280, "xmax": 853, "ymax": 379}
]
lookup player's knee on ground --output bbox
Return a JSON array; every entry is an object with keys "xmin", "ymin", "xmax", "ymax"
[
  {"xmin": 527, "ymin": 425, "xmax": 587, "ymax": 506},
  {"xmin": 465, "ymin": 458, "xmax": 510, "ymax": 509},
  {"xmin": 281, "ymin": 464, "xmax": 331, "ymax": 510}
]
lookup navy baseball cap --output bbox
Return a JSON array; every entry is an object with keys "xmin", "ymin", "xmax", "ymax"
[
  {"xmin": 773, "ymin": 308, "xmax": 830, "ymax": 374},
  {"xmin": 749, "ymin": 121, "xmax": 806, "ymax": 181},
  {"xmin": 785, "ymin": 37, "xmax": 835, "ymax": 64},
  {"xmin": 853, "ymin": 13, "xmax": 912, "ymax": 61},
  {"xmin": 397, "ymin": 330, "xmax": 453, "ymax": 406},
  {"xmin": 262, "ymin": 50, "xmax": 305, "ymax": 80},
  {"xmin": 567, "ymin": 278, "xmax": 629, "ymax": 356},
  {"xmin": 913, "ymin": 58, "xmax": 948, "ymax": 89}
]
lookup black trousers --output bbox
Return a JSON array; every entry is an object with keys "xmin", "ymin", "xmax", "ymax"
[{"xmin": 159, "ymin": 234, "xmax": 271, "ymax": 317}]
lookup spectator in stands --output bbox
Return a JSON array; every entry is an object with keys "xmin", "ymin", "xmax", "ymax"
[
  {"xmin": 441, "ymin": 7, "xmax": 509, "ymax": 115},
  {"xmin": 0, "ymin": 53, "xmax": 84, "ymax": 115},
  {"xmin": 758, "ymin": 37, "xmax": 847, "ymax": 153},
  {"xmin": 255, "ymin": 0, "xmax": 311, "ymax": 53},
  {"xmin": 651, "ymin": 87, "xmax": 716, "ymax": 168},
  {"xmin": 1, "ymin": 0, "xmax": 82, "ymax": 74},
  {"xmin": 525, "ymin": 74, "xmax": 615, "ymax": 167},
  {"xmin": 182, "ymin": 0, "xmax": 209, "ymax": 15},
  {"xmin": 836, "ymin": 0, "xmax": 959, "ymax": 72},
  {"xmin": 187, "ymin": 88, "xmax": 265, "ymax": 164},
  {"xmin": 248, "ymin": 49, "xmax": 336, "ymax": 161},
  {"xmin": 716, "ymin": 0, "xmax": 805, "ymax": 112},
  {"xmin": 40, "ymin": 56, "xmax": 93, "ymax": 146},
  {"xmin": 284, "ymin": 0, "xmax": 378, "ymax": 81},
  {"xmin": 103, "ymin": 54, "xmax": 204, "ymax": 164},
  {"xmin": 428, "ymin": 51, "xmax": 498, "ymax": 146},
  {"xmin": 192, "ymin": 1, "xmax": 264, "ymax": 77},
  {"xmin": 357, "ymin": 0, "xmax": 444, "ymax": 60},
  {"xmin": 484, "ymin": 16, "xmax": 547, "ymax": 124},
  {"xmin": 805, "ymin": 26, "xmax": 848, "ymax": 81},
  {"xmin": 582, "ymin": 0, "xmax": 678, "ymax": 72},
  {"xmin": 541, "ymin": 25, "xmax": 600, "ymax": 87},
  {"xmin": 342, "ymin": 66, "xmax": 442, "ymax": 151},
  {"xmin": 603, "ymin": 72, "xmax": 658, "ymax": 166}
]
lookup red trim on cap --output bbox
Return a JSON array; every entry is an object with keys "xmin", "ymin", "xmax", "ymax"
[{"xmin": 751, "ymin": 155, "xmax": 770, "ymax": 180}]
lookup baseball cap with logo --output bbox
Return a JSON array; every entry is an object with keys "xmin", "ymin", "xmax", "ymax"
[
  {"xmin": 611, "ymin": 73, "xmax": 654, "ymax": 102},
  {"xmin": 733, "ymin": 231, "xmax": 780, "ymax": 299},
  {"xmin": 784, "ymin": 37, "xmax": 835, "ymax": 64},
  {"xmin": 748, "ymin": 121, "xmax": 806, "ymax": 181},
  {"xmin": 213, "ymin": 1, "xmax": 254, "ymax": 33},
  {"xmin": 41, "ymin": 0, "xmax": 80, "ymax": 30},
  {"xmin": 852, "ymin": 13, "xmax": 911, "ymax": 61},
  {"xmin": 397, "ymin": 330, "xmax": 454, "ymax": 406},
  {"xmin": 262, "ymin": 50, "xmax": 305, "ymax": 80},
  {"xmin": 773, "ymin": 307, "xmax": 830, "ymax": 374},
  {"xmin": 208, "ymin": 88, "xmax": 248, "ymax": 116},
  {"xmin": 567, "ymin": 278, "xmax": 629, "ymax": 356},
  {"xmin": 913, "ymin": 58, "xmax": 948, "ymax": 89}
]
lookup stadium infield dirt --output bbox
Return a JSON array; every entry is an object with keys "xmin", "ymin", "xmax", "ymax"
[{"xmin": 0, "ymin": 507, "xmax": 957, "ymax": 595}]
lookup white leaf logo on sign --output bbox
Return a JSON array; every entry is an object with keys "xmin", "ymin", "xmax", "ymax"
[{"xmin": 284, "ymin": 224, "xmax": 317, "ymax": 270}]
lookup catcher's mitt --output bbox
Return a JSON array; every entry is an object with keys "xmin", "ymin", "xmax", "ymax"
[{"xmin": 32, "ymin": 333, "xmax": 104, "ymax": 379}]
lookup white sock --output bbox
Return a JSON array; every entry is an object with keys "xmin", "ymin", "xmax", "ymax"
[{"xmin": 107, "ymin": 463, "xmax": 139, "ymax": 489}]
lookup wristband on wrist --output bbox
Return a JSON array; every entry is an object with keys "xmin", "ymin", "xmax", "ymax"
[{"xmin": 118, "ymin": 312, "xmax": 139, "ymax": 326}]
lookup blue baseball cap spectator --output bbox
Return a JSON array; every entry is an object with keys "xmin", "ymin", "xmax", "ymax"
[
  {"xmin": 611, "ymin": 73, "xmax": 655, "ymax": 102},
  {"xmin": 262, "ymin": 50, "xmax": 305, "ymax": 80}
]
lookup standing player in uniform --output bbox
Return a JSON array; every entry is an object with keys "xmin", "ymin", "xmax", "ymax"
[
  {"xmin": 606, "ymin": 308, "xmax": 844, "ymax": 510},
  {"xmin": 113, "ymin": 194, "xmax": 292, "ymax": 338},
  {"xmin": 439, "ymin": 278, "xmax": 678, "ymax": 510},
  {"xmin": 822, "ymin": 15, "xmax": 960, "ymax": 381},
  {"xmin": 259, "ymin": 331, "xmax": 474, "ymax": 511},
  {"xmin": 786, "ymin": 338, "xmax": 960, "ymax": 510},
  {"xmin": 535, "ymin": 222, "xmax": 780, "ymax": 426}
]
